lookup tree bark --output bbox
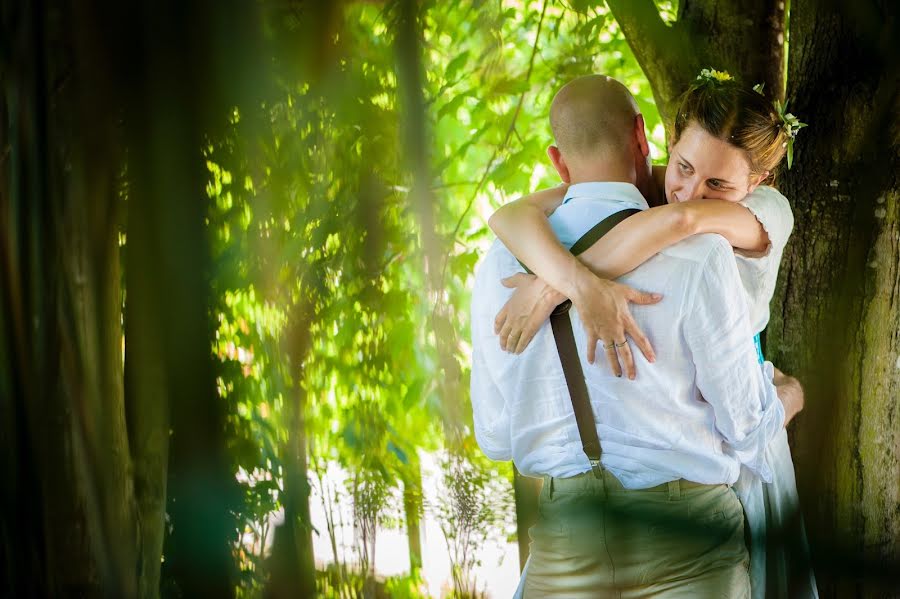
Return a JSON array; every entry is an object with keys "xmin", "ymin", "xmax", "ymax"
[
  {"xmin": 768, "ymin": 1, "xmax": 900, "ymax": 596},
  {"xmin": 607, "ymin": 0, "xmax": 786, "ymax": 129},
  {"xmin": 609, "ymin": 0, "xmax": 900, "ymax": 596},
  {"xmin": 1, "ymin": 1, "xmax": 134, "ymax": 594}
]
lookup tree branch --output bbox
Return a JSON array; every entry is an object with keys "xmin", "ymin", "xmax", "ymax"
[
  {"xmin": 605, "ymin": 0, "xmax": 670, "ymax": 48},
  {"xmin": 605, "ymin": 0, "xmax": 692, "ymax": 124}
]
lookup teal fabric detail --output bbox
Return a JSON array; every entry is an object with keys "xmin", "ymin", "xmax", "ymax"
[{"xmin": 753, "ymin": 333, "xmax": 764, "ymax": 364}]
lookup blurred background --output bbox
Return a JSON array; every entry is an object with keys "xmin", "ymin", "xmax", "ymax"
[{"xmin": 1, "ymin": 0, "xmax": 897, "ymax": 597}]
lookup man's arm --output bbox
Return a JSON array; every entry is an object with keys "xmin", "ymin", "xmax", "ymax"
[{"xmin": 683, "ymin": 236, "xmax": 786, "ymax": 481}]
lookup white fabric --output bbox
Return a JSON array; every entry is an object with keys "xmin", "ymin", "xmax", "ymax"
[
  {"xmin": 735, "ymin": 185, "xmax": 795, "ymax": 334},
  {"xmin": 470, "ymin": 182, "xmax": 786, "ymax": 490},
  {"xmin": 729, "ymin": 186, "xmax": 817, "ymax": 599}
]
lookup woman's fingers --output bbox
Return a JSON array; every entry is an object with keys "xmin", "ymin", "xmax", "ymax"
[
  {"xmin": 587, "ymin": 336, "xmax": 598, "ymax": 364},
  {"xmin": 604, "ymin": 343, "xmax": 623, "ymax": 377},
  {"xmin": 626, "ymin": 287, "xmax": 663, "ymax": 305},
  {"xmin": 499, "ymin": 323, "xmax": 512, "ymax": 351},
  {"xmin": 501, "ymin": 273, "xmax": 530, "ymax": 288},
  {"xmin": 507, "ymin": 331, "xmax": 521, "ymax": 353},
  {"xmin": 514, "ymin": 318, "xmax": 540, "ymax": 354},
  {"xmin": 617, "ymin": 340, "xmax": 636, "ymax": 380},
  {"xmin": 494, "ymin": 309, "xmax": 507, "ymax": 335},
  {"xmin": 624, "ymin": 317, "xmax": 656, "ymax": 363}
]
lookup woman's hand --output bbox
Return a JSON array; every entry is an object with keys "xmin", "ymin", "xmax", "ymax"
[
  {"xmin": 494, "ymin": 273, "xmax": 565, "ymax": 354},
  {"xmin": 569, "ymin": 273, "xmax": 661, "ymax": 379},
  {"xmin": 494, "ymin": 271, "xmax": 661, "ymax": 379}
]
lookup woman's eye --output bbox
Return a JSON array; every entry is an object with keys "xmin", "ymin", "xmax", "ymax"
[
  {"xmin": 708, "ymin": 179, "xmax": 722, "ymax": 188},
  {"xmin": 678, "ymin": 162, "xmax": 691, "ymax": 174}
]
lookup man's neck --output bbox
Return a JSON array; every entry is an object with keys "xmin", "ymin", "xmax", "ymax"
[
  {"xmin": 635, "ymin": 164, "xmax": 663, "ymax": 206},
  {"xmin": 568, "ymin": 163, "xmax": 635, "ymax": 187}
]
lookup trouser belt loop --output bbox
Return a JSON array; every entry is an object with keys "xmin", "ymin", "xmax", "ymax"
[{"xmin": 667, "ymin": 479, "xmax": 682, "ymax": 501}]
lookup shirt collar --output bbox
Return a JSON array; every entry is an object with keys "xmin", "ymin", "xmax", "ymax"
[{"xmin": 562, "ymin": 182, "xmax": 650, "ymax": 210}]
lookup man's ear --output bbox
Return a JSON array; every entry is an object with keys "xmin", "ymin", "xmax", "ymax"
[
  {"xmin": 634, "ymin": 114, "xmax": 650, "ymax": 158},
  {"xmin": 547, "ymin": 145, "xmax": 571, "ymax": 183},
  {"xmin": 747, "ymin": 171, "xmax": 770, "ymax": 194}
]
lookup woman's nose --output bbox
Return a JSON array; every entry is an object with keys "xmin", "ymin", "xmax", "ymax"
[{"xmin": 682, "ymin": 178, "xmax": 703, "ymax": 201}]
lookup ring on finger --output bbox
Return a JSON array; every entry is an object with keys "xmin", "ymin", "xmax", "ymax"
[
  {"xmin": 604, "ymin": 341, "xmax": 616, "ymax": 350},
  {"xmin": 614, "ymin": 340, "xmax": 628, "ymax": 348}
]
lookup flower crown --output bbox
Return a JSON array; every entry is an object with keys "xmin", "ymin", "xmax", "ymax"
[
  {"xmin": 754, "ymin": 82, "xmax": 808, "ymax": 169},
  {"xmin": 696, "ymin": 68, "xmax": 734, "ymax": 84}
]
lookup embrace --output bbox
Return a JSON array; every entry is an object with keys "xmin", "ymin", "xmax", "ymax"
[{"xmin": 470, "ymin": 73, "xmax": 819, "ymax": 597}]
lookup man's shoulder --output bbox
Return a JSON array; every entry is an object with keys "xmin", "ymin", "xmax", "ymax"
[
  {"xmin": 472, "ymin": 239, "xmax": 522, "ymax": 297},
  {"xmin": 658, "ymin": 233, "xmax": 733, "ymax": 266}
]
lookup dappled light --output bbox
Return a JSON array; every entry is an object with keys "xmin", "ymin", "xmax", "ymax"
[{"xmin": 1, "ymin": 1, "xmax": 897, "ymax": 598}]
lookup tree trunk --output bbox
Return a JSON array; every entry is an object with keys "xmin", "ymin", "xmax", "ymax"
[
  {"xmin": 608, "ymin": 1, "xmax": 900, "ymax": 596},
  {"xmin": 608, "ymin": 0, "xmax": 786, "ymax": 129},
  {"xmin": 267, "ymin": 305, "xmax": 317, "ymax": 599},
  {"xmin": 768, "ymin": 2, "xmax": 900, "ymax": 596},
  {"xmin": 117, "ymin": 4, "xmax": 239, "ymax": 597},
  {"xmin": 266, "ymin": 382, "xmax": 317, "ymax": 599},
  {"xmin": 1, "ymin": 1, "xmax": 135, "ymax": 594},
  {"xmin": 403, "ymin": 457, "xmax": 424, "ymax": 574}
]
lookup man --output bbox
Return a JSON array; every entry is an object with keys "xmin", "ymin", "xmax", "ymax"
[{"xmin": 470, "ymin": 75, "xmax": 802, "ymax": 597}]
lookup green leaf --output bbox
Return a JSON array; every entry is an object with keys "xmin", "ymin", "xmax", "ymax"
[{"xmin": 445, "ymin": 51, "xmax": 470, "ymax": 83}]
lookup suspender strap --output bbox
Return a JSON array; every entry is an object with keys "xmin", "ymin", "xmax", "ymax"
[{"xmin": 519, "ymin": 208, "xmax": 639, "ymax": 478}]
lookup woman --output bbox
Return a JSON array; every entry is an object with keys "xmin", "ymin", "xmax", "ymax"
[{"xmin": 496, "ymin": 71, "xmax": 816, "ymax": 598}]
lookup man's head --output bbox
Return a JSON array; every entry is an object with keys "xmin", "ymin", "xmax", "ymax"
[{"xmin": 547, "ymin": 75, "xmax": 650, "ymax": 186}]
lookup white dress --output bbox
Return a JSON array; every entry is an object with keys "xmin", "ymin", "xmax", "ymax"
[
  {"xmin": 512, "ymin": 186, "xmax": 817, "ymax": 598},
  {"xmin": 733, "ymin": 187, "xmax": 818, "ymax": 599}
]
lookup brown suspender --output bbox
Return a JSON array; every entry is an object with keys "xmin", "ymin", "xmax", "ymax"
[{"xmin": 520, "ymin": 208, "xmax": 639, "ymax": 479}]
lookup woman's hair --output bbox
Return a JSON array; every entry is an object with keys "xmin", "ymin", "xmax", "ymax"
[{"xmin": 673, "ymin": 77, "xmax": 789, "ymax": 183}]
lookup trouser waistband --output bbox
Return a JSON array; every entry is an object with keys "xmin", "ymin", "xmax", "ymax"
[{"xmin": 542, "ymin": 470, "xmax": 725, "ymax": 501}]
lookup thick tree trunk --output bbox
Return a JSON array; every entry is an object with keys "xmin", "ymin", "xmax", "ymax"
[
  {"xmin": 61, "ymin": 4, "xmax": 138, "ymax": 590},
  {"xmin": 118, "ymin": 4, "xmax": 239, "ymax": 597},
  {"xmin": 1, "ymin": 1, "xmax": 135, "ymax": 594},
  {"xmin": 608, "ymin": 0, "xmax": 786, "ymax": 128},
  {"xmin": 768, "ymin": 2, "xmax": 900, "ymax": 596},
  {"xmin": 609, "ymin": 1, "xmax": 899, "ymax": 596}
]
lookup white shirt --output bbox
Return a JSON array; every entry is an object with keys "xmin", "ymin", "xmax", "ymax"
[
  {"xmin": 735, "ymin": 186, "xmax": 795, "ymax": 333},
  {"xmin": 470, "ymin": 182, "xmax": 785, "ymax": 489}
]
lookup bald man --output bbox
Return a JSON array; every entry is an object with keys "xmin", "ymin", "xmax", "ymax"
[{"xmin": 471, "ymin": 75, "xmax": 786, "ymax": 597}]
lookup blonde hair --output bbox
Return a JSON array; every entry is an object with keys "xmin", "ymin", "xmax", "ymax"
[{"xmin": 673, "ymin": 79, "xmax": 789, "ymax": 183}]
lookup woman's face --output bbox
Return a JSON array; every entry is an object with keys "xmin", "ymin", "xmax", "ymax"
[{"xmin": 665, "ymin": 122, "xmax": 759, "ymax": 204}]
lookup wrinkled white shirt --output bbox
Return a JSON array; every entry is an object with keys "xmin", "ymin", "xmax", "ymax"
[{"xmin": 470, "ymin": 182, "xmax": 785, "ymax": 489}]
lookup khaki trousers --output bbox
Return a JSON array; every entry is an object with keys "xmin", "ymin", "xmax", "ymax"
[{"xmin": 523, "ymin": 470, "xmax": 750, "ymax": 598}]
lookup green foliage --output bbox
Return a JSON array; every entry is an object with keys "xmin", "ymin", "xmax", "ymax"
[{"xmin": 204, "ymin": 1, "xmax": 664, "ymax": 594}]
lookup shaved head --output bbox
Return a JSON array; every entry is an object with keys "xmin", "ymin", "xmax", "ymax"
[{"xmin": 550, "ymin": 75, "xmax": 640, "ymax": 160}]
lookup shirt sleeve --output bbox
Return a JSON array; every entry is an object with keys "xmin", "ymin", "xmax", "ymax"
[
  {"xmin": 684, "ymin": 236, "xmax": 785, "ymax": 481},
  {"xmin": 469, "ymin": 249, "xmax": 513, "ymax": 461},
  {"xmin": 736, "ymin": 186, "xmax": 794, "ymax": 263}
]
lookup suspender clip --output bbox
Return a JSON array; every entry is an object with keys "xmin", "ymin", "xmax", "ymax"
[{"xmin": 589, "ymin": 458, "xmax": 603, "ymax": 479}]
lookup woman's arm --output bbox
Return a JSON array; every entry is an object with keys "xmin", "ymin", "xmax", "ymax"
[
  {"xmin": 488, "ymin": 190, "xmax": 771, "ymax": 371},
  {"xmin": 575, "ymin": 199, "xmax": 770, "ymax": 278},
  {"xmin": 487, "ymin": 185, "xmax": 585, "ymax": 298},
  {"xmin": 490, "ymin": 194, "xmax": 770, "ymax": 289},
  {"xmin": 489, "ymin": 186, "xmax": 661, "ymax": 379}
]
